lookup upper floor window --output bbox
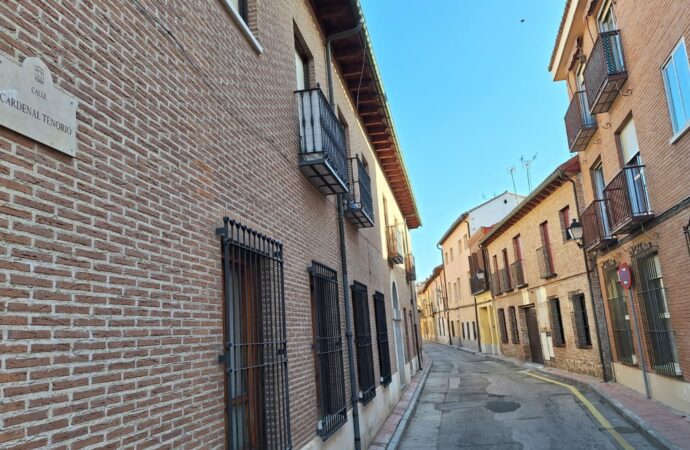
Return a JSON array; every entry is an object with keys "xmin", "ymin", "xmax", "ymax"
[
  {"xmin": 559, "ymin": 206, "xmax": 571, "ymax": 241},
  {"xmin": 662, "ymin": 39, "xmax": 690, "ymax": 136},
  {"xmin": 597, "ymin": 0, "xmax": 618, "ymax": 32},
  {"xmin": 450, "ymin": 247, "xmax": 454, "ymax": 262},
  {"xmin": 229, "ymin": 0, "xmax": 247, "ymax": 23}
]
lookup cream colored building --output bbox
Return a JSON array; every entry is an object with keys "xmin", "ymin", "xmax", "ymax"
[
  {"xmin": 417, "ymin": 265, "xmax": 449, "ymax": 345},
  {"xmin": 439, "ymin": 193, "xmax": 523, "ymax": 350},
  {"xmin": 468, "ymin": 227, "xmax": 501, "ymax": 355}
]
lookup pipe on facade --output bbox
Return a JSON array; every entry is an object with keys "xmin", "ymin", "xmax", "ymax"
[
  {"xmin": 563, "ymin": 174, "xmax": 611, "ymax": 382},
  {"xmin": 325, "ymin": 17, "xmax": 364, "ymax": 450}
]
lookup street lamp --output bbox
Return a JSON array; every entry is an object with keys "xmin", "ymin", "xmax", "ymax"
[{"xmin": 568, "ymin": 218, "xmax": 584, "ymax": 248}]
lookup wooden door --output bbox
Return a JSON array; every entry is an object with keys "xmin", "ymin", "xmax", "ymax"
[{"xmin": 524, "ymin": 307, "xmax": 544, "ymax": 364}]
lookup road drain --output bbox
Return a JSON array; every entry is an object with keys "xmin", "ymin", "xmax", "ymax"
[{"xmin": 485, "ymin": 400, "xmax": 521, "ymax": 413}]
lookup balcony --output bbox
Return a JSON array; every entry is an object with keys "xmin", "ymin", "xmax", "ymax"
[
  {"xmin": 510, "ymin": 260, "xmax": 527, "ymax": 288},
  {"xmin": 296, "ymin": 87, "xmax": 349, "ymax": 195},
  {"xmin": 386, "ymin": 225, "xmax": 404, "ymax": 265},
  {"xmin": 405, "ymin": 254, "xmax": 416, "ymax": 281},
  {"xmin": 584, "ymin": 30, "xmax": 628, "ymax": 115},
  {"xmin": 469, "ymin": 273, "xmax": 488, "ymax": 295},
  {"xmin": 565, "ymin": 91, "xmax": 597, "ymax": 152},
  {"xmin": 582, "ymin": 200, "xmax": 616, "ymax": 251},
  {"xmin": 536, "ymin": 245, "xmax": 556, "ymax": 279},
  {"xmin": 344, "ymin": 157, "xmax": 375, "ymax": 228},
  {"xmin": 490, "ymin": 272, "xmax": 502, "ymax": 297},
  {"xmin": 604, "ymin": 165, "xmax": 653, "ymax": 235},
  {"xmin": 499, "ymin": 267, "xmax": 512, "ymax": 292}
]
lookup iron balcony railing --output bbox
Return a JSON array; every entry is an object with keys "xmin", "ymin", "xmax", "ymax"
[
  {"xmin": 565, "ymin": 90, "xmax": 597, "ymax": 152},
  {"xmin": 296, "ymin": 87, "xmax": 349, "ymax": 195},
  {"xmin": 582, "ymin": 199, "xmax": 615, "ymax": 250},
  {"xmin": 536, "ymin": 245, "xmax": 556, "ymax": 279},
  {"xmin": 386, "ymin": 225, "xmax": 404, "ymax": 265},
  {"xmin": 499, "ymin": 267, "xmax": 512, "ymax": 292},
  {"xmin": 405, "ymin": 253, "xmax": 416, "ymax": 281},
  {"xmin": 584, "ymin": 30, "xmax": 628, "ymax": 114},
  {"xmin": 469, "ymin": 273, "xmax": 488, "ymax": 295},
  {"xmin": 603, "ymin": 165, "xmax": 653, "ymax": 235},
  {"xmin": 490, "ymin": 271, "xmax": 502, "ymax": 297},
  {"xmin": 510, "ymin": 260, "xmax": 526, "ymax": 288},
  {"xmin": 344, "ymin": 157, "xmax": 374, "ymax": 228}
]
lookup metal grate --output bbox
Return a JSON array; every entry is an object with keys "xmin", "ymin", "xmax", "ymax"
[
  {"xmin": 549, "ymin": 298, "xmax": 566, "ymax": 347},
  {"xmin": 216, "ymin": 218, "xmax": 292, "ymax": 450},
  {"xmin": 565, "ymin": 90, "xmax": 597, "ymax": 152},
  {"xmin": 309, "ymin": 262, "xmax": 347, "ymax": 439},
  {"xmin": 584, "ymin": 30, "xmax": 627, "ymax": 114},
  {"xmin": 633, "ymin": 250, "xmax": 681, "ymax": 376},
  {"xmin": 490, "ymin": 271, "xmax": 503, "ymax": 297},
  {"xmin": 498, "ymin": 308, "xmax": 509, "ymax": 344},
  {"xmin": 582, "ymin": 200, "xmax": 615, "ymax": 250},
  {"xmin": 351, "ymin": 281, "xmax": 376, "ymax": 404},
  {"xmin": 373, "ymin": 292, "xmax": 392, "ymax": 386},
  {"xmin": 604, "ymin": 165, "xmax": 653, "ymax": 234},
  {"xmin": 603, "ymin": 263, "xmax": 636, "ymax": 365},
  {"xmin": 344, "ymin": 157, "xmax": 375, "ymax": 227},
  {"xmin": 509, "ymin": 306, "xmax": 519, "ymax": 344},
  {"xmin": 536, "ymin": 245, "xmax": 556, "ymax": 279},
  {"xmin": 510, "ymin": 260, "xmax": 526, "ymax": 288},
  {"xmin": 570, "ymin": 293, "xmax": 592, "ymax": 348},
  {"xmin": 386, "ymin": 225, "xmax": 404, "ymax": 265}
]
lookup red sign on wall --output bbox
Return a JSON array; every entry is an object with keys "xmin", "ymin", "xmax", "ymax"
[{"xmin": 618, "ymin": 263, "xmax": 633, "ymax": 290}]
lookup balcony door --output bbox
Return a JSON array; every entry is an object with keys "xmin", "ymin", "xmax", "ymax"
[
  {"xmin": 592, "ymin": 161, "xmax": 611, "ymax": 233},
  {"xmin": 598, "ymin": 0, "xmax": 624, "ymax": 69},
  {"xmin": 619, "ymin": 119, "xmax": 650, "ymax": 216}
]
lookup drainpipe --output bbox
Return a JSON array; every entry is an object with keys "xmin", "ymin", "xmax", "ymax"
[
  {"xmin": 564, "ymin": 174, "xmax": 611, "ymax": 382},
  {"xmin": 436, "ymin": 244, "xmax": 452, "ymax": 346},
  {"xmin": 467, "ymin": 221, "xmax": 482, "ymax": 352},
  {"xmin": 326, "ymin": 18, "xmax": 364, "ymax": 450},
  {"xmin": 480, "ymin": 244, "xmax": 497, "ymax": 354}
]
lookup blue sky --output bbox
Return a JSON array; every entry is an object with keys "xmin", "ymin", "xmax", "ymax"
[{"xmin": 360, "ymin": 0, "xmax": 571, "ymax": 279}]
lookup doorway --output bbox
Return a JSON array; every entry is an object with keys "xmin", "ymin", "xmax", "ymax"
[
  {"xmin": 524, "ymin": 306, "xmax": 544, "ymax": 364},
  {"xmin": 392, "ymin": 282, "xmax": 407, "ymax": 386}
]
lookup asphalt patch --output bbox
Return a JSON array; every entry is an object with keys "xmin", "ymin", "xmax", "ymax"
[{"xmin": 485, "ymin": 400, "xmax": 522, "ymax": 413}]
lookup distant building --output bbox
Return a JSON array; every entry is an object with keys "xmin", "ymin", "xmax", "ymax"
[
  {"xmin": 551, "ymin": 0, "xmax": 690, "ymax": 413},
  {"xmin": 417, "ymin": 265, "xmax": 448, "ymax": 345}
]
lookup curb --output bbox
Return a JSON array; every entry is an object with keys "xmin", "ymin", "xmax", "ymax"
[
  {"xmin": 386, "ymin": 356, "xmax": 433, "ymax": 450},
  {"xmin": 426, "ymin": 340, "xmax": 680, "ymax": 450}
]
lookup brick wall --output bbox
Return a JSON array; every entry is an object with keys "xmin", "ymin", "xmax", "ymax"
[{"xmin": 0, "ymin": 1, "xmax": 418, "ymax": 448}]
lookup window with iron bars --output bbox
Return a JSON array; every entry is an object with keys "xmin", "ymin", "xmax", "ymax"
[
  {"xmin": 352, "ymin": 281, "xmax": 376, "ymax": 404},
  {"xmin": 509, "ymin": 306, "xmax": 519, "ymax": 344},
  {"xmin": 603, "ymin": 262, "xmax": 636, "ymax": 365},
  {"xmin": 498, "ymin": 309, "xmax": 509, "ymax": 344},
  {"xmin": 549, "ymin": 298, "xmax": 566, "ymax": 347},
  {"xmin": 570, "ymin": 292, "xmax": 592, "ymax": 348},
  {"xmin": 633, "ymin": 249, "xmax": 682, "ymax": 376},
  {"xmin": 373, "ymin": 292, "xmax": 392, "ymax": 386},
  {"xmin": 216, "ymin": 218, "xmax": 292, "ymax": 450},
  {"xmin": 309, "ymin": 262, "xmax": 347, "ymax": 439}
]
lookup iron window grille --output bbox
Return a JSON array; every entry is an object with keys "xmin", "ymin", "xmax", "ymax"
[
  {"xmin": 684, "ymin": 220, "xmax": 690, "ymax": 257},
  {"xmin": 309, "ymin": 262, "xmax": 347, "ymax": 439},
  {"xmin": 498, "ymin": 309, "xmax": 509, "ymax": 344},
  {"xmin": 633, "ymin": 248, "xmax": 682, "ymax": 376},
  {"xmin": 570, "ymin": 293, "xmax": 592, "ymax": 348},
  {"xmin": 373, "ymin": 292, "xmax": 392, "ymax": 386},
  {"xmin": 216, "ymin": 218, "xmax": 292, "ymax": 450},
  {"xmin": 509, "ymin": 306, "xmax": 519, "ymax": 344},
  {"xmin": 344, "ymin": 156, "xmax": 375, "ymax": 228},
  {"xmin": 351, "ymin": 281, "xmax": 376, "ymax": 404},
  {"xmin": 603, "ymin": 262, "xmax": 636, "ymax": 365},
  {"xmin": 548, "ymin": 298, "xmax": 566, "ymax": 347}
]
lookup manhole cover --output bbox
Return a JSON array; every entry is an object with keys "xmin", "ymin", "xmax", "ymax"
[{"xmin": 485, "ymin": 400, "xmax": 521, "ymax": 413}]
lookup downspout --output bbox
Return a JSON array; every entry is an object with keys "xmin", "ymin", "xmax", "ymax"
[
  {"xmin": 467, "ymin": 221, "xmax": 481, "ymax": 351},
  {"xmin": 436, "ymin": 244, "xmax": 452, "ymax": 346},
  {"xmin": 480, "ymin": 244, "xmax": 497, "ymax": 353},
  {"xmin": 326, "ymin": 18, "xmax": 364, "ymax": 450},
  {"xmin": 564, "ymin": 173, "xmax": 611, "ymax": 382}
]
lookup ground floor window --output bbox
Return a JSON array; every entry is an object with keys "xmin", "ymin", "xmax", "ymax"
[
  {"xmin": 509, "ymin": 307, "xmax": 519, "ymax": 344},
  {"xmin": 498, "ymin": 309, "xmax": 509, "ymax": 344},
  {"xmin": 352, "ymin": 282, "xmax": 376, "ymax": 403},
  {"xmin": 217, "ymin": 219, "xmax": 291, "ymax": 450},
  {"xmin": 603, "ymin": 263, "xmax": 636, "ymax": 364},
  {"xmin": 570, "ymin": 293, "xmax": 592, "ymax": 348},
  {"xmin": 373, "ymin": 292, "xmax": 392, "ymax": 386},
  {"xmin": 549, "ymin": 298, "xmax": 565, "ymax": 346}
]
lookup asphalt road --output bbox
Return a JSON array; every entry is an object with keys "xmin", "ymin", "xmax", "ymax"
[{"xmin": 400, "ymin": 343, "xmax": 658, "ymax": 450}]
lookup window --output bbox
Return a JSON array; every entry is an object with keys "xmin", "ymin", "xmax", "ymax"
[
  {"xmin": 498, "ymin": 309, "xmax": 508, "ymax": 344},
  {"xmin": 217, "ymin": 219, "xmax": 291, "ymax": 449},
  {"xmin": 617, "ymin": 118, "xmax": 651, "ymax": 216},
  {"xmin": 228, "ymin": 0, "xmax": 247, "ymax": 22},
  {"xmin": 450, "ymin": 247, "xmax": 454, "ymax": 262},
  {"xmin": 458, "ymin": 240, "xmax": 463, "ymax": 255},
  {"xmin": 295, "ymin": 48, "xmax": 308, "ymax": 91},
  {"xmin": 633, "ymin": 250, "xmax": 681, "ymax": 376},
  {"xmin": 538, "ymin": 221, "xmax": 555, "ymax": 278},
  {"xmin": 548, "ymin": 298, "xmax": 565, "ymax": 346},
  {"xmin": 445, "ymin": 252, "xmax": 449, "ymax": 264},
  {"xmin": 512, "ymin": 235, "xmax": 522, "ymax": 261},
  {"xmin": 373, "ymin": 292, "xmax": 392, "ymax": 386},
  {"xmin": 472, "ymin": 321, "xmax": 477, "ymax": 340},
  {"xmin": 451, "ymin": 321, "xmax": 456, "ymax": 337},
  {"xmin": 404, "ymin": 308, "xmax": 412, "ymax": 363},
  {"xmin": 662, "ymin": 39, "xmax": 690, "ymax": 136},
  {"xmin": 502, "ymin": 248, "xmax": 512, "ymax": 290},
  {"xmin": 310, "ymin": 262, "xmax": 347, "ymax": 438},
  {"xmin": 509, "ymin": 306, "xmax": 519, "ymax": 344},
  {"xmin": 456, "ymin": 277, "xmax": 461, "ymax": 301},
  {"xmin": 570, "ymin": 293, "xmax": 592, "ymax": 348},
  {"xmin": 559, "ymin": 206, "xmax": 571, "ymax": 241},
  {"xmin": 603, "ymin": 263, "xmax": 636, "ymax": 364},
  {"xmin": 351, "ymin": 282, "xmax": 376, "ymax": 404},
  {"xmin": 461, "ymin": 322, "xmax": 466, "ymax": 339},
  {"xmin": 463, "ymin": 234, "xmax": 469, "ymax": 250}
]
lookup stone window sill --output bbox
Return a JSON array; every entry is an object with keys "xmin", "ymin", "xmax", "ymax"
[
  {"xmin": 221, "ymin": 0, "xmax": 264, "ymax": 54},
  {"xmin": 669, "ymin": 121, "xmax": 690, "ymax": 144}
]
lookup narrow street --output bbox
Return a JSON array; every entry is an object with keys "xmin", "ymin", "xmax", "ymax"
[{"xmin": 401, "ymin": 343, "xmax": 657, "ymax": 449}]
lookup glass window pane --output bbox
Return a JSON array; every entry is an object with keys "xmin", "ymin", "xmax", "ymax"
[
  {"xmin": 673, "ymin": 42, "xmax": 690, "ymax": 128},
  {"xmin": 619, "ymin": 119, "xmax": 640, "ymax": 163}
]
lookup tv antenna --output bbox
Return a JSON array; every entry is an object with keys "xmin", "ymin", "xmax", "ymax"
[
  {"xmin": 508, "ymin": 166, "xmax": 518, "ymax": 198},
  {"xmin": 521, "ymin": 153, "xmax": 538, "ymax": 192}
]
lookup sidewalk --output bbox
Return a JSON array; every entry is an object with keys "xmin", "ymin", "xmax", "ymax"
[
  {"xmin": 368, "ymin": 355, "xmax": 432, "ymax": 450},
  {"xmin": 447, "ymin": 343, "xmax": 690, "ymax": 450}
]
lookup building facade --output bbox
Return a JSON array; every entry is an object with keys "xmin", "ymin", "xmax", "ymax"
[
  {"xmin": 438, "ymin": 192, "xmax": 522, "ymax": 351},
  {"xmin": 551, "ymin": 0, "xmax": 690, "ymax": 413},
  {"xmin": 468, "ymin": 227, "xmax": 500, "ymax": 355},
  {"xmin": 481, "ymin": 157, "xmax": 608, "ymax": 378},
  {"xmin": 416, "ymin": 265, "xmax": 449, "ymax": 345},
  {"xmin": 0, "ymin": 1, "xmax": 422, "ymax": 449}
]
